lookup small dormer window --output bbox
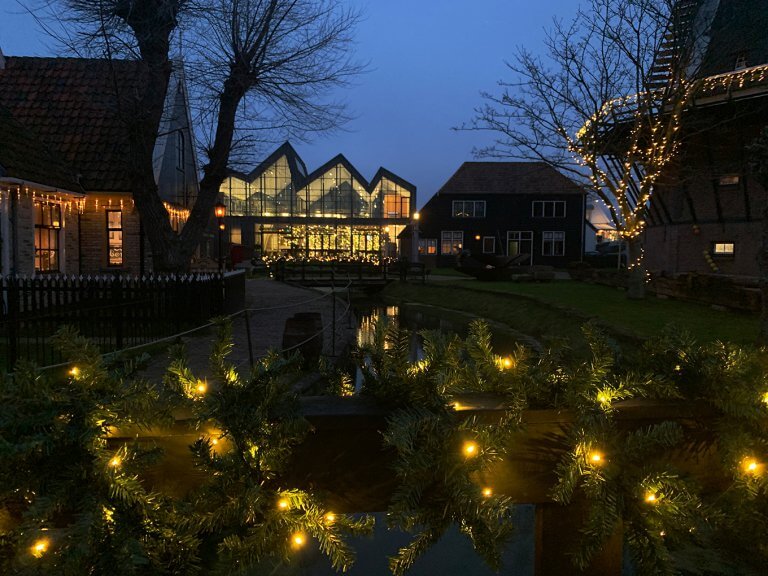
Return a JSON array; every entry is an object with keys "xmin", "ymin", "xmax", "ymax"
[{"xmin": 734, "ymin": 53, "xmax": 747, "ymax": 70}]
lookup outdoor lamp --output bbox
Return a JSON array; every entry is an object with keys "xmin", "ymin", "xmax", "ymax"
[{"xmin": 214, "ymin": 202, "xmax": 226, "ymax": 219}]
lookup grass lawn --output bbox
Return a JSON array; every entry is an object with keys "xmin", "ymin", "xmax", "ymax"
[
  {"xmin": 428, "ymin": 267, "xmax": 469, "ymax": 277},
  {"xmin": 385, "ymin": 279, "xmax": 758, "ymax": 346}
]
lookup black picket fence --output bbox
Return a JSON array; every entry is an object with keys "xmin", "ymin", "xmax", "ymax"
[{"xmin": 0, "ymin": 273, "xmax": 233, "ymax": 371}]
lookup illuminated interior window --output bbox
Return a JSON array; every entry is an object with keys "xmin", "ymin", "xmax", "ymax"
[
  {"xmin": 718, "ymin": 175, "xmax": 740, "ymax": 187},
  {"xmin": 106, "ymin": 210, "xmax": 123, "ymax": 266},
  {"xmin": 712, "ymin": 242, "xmax": 735, "ymax": 256},
  {"xmin": 34, "ymin": 201, "xmax": 62, "ymax": 272},
  {"xmin": 441, "ymin": 231, "xmax": 463, "ymax": 255}
]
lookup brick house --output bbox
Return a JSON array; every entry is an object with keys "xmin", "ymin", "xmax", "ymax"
[
  {"xmin": 642, "ymin": 0, "xmax": 768, "ymax": 278},
  {"xmin": 409, "ymin": 162, "xmax": 586, "ymax": 268},
  {"xmin": 0, "ymin": 54, "xmax": 198, "ymax": 276}
]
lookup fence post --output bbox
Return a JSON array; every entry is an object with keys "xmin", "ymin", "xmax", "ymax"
[
  {"xmin": 331, "ymin": 277, "xmax": 336, "ymax": 357},
  {"xmin": 7, "ymin": 278, "xmax": 18, "ymax": 371},
  {"xmin": 243, "ymin": 309, "xmax": 254, "ymax": 370},
  {"xmin": 113, "ymin": 275, "xmax": 124, "ymax": 350}
]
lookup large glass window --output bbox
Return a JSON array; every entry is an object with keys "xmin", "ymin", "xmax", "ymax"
[
  {"xmin": 452, "ymin": 200, "xmax": 486, "ymax": 218},
  {"xmin": 532, "ymin": 201, "xmax": 566, "ymax": 218},
  {"xmin": 441, "ymin": 231, "xmax": 463, "ymax": 255},
  {"xmin": 542, "ymin": 231, "xmax": 565, "ymax": 256},
  {"xmin": 507, "ymin": 231, "xmax": 533, "ymax": 258},
  {"xmin": 221, "ymin": 176, "xmax": 248, "ymax": 216},
  {"xmin": 106, "ymin": 210, "xmax": 123, "ymax": 266},
  {"xmin": 376, "ymin": 176, "xmax": 411, "ymax": 219},
  {"xmin": 34, "ymin": 201, "xmax": 62, "ymax": 272}
]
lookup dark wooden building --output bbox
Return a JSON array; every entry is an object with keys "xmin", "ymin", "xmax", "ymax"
[
  {"xmin": 643, "ymin": 0, "xmax": 768, "ymax": 278},
  {"xmin": 410, "ymin": 162, "xmax": 585, "ymax": 268}
]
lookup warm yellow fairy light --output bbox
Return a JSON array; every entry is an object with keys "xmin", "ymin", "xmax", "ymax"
[
  {"xmin": 277, "ymin": 498, "xmax": 290, "ymax": 510},
  {"xmin": 743, "ymin": 458, "xmax": 761, "ymax": 475},
  {"xmin": 291, "ymin": 532, "xmax": 306, "ymax": 547},
  {"xmin": 109, "ymin": 456, "xmax": 121, "ymax": 468},
  {"xmin": 31, "ymin": 539, "xmax": 48, "ymax": 558},
  {"xmin": 589, "ymin": 451, "xmax": 604, "ymax": 464},
  {"xmin": 645, "ymin": 492, "xmax": 658, "ymax": 504},
  {"xmin": 211, "ymin": 437, "xmax": 219, "ymax": 446},
  {"xmin": 195, "ymin": 381, "xmax": 207, "ymax": 395},
  {"xmin": 502, "ymin": 357, "xmax": 513, "ymax": 369},
  {"xmin": 762, "ymin": 392, "xmax": 768, "ymax": 405},
  {"xmin": 482, "ymin": 487, "xmax": 493, "ymax": 497},
  {"xmin": 463, "ymin": 441, "xmax": 479, "ymax": 457},
  {"xmin": 69, "ymin": 366, "xmax": 80, "ymax": 378},
  {"xmin": 325, "ymin": 512, "xmax": 336, "ymax": 524},
  {"xmin": 597, "ymin": 393, "xmax": 609, "ymax": 404}
]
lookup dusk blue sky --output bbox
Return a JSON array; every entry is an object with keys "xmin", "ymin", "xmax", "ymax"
[{"xmin": 0, "ymin": 0, "xmax": 577, "ymax": 207}]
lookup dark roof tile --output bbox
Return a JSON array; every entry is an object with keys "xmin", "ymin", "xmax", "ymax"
[
  {"xmin": 436, "ymin": 162, "xmax": 584, "ymax": 196},
  {"xmin": 0, "ymin": 56, "xmax": 149, "ymax": 192}
]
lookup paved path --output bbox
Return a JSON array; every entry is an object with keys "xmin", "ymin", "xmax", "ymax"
[{"xmin": 141, "ymin": 279, "xmax": 357, "ymax": 383}]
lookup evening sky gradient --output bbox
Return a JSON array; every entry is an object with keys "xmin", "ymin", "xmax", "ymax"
[{"xmin": 0, "ymin": 0, "xmax": 577, "ymax": 207}]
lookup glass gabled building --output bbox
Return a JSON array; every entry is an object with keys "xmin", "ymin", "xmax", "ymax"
[{"xmin": 218, "ymin": 142, "xmax": 415, "ymax": 263}]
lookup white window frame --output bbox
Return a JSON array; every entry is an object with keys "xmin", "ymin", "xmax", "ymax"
[
  {"xmin": 532, "ymin": 200, "xmax": 566, "ymax": 218},
  {"xmin": 441, "ymin": 231, "xmax": 464, "ymax": 255},
  {"xmin": 542, "ymin": 231, "xmax": 565, "ymax": 257},
  {"xmin": 419, "ymin": 238, "xmax": 437, "ymax": 255},
  {"xmin": 482, "ymin": 237, "xmax": 496, "ymax": 254},
  {"xmin": 507, "ymin": 231, "xmax": 534, "ymax": 264},
  {"xmin": 452, "ymin": 200, "xmax": 486, "ymax": 218}
]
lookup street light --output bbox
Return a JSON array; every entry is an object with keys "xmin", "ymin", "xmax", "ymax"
[
  {"xmin": 411, "ymin": 211, "xmax": 420, "ymax": 263},
  {"xmin": 215, "ymin": 202, "xmax": 226, "ymax": 272}
]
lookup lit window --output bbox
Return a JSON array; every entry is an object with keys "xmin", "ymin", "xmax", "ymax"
[
  {"xmin": 106, "ymin": 210, "xmax": 123, "ymax": 266},
  {"xmin": 441, "ymin": 231, "xmax": 463, "ymax": 255},
  {"xmin": 542, "ymin": 231, "xmax": 565, "ymax": 256},
  {"xmin": 482, "ymin": 237, "xmax": 496, "ymax": 254},
  {"xmin": 532, "ymin": 201, "xmax": 566, "ymax": 218},
  {"xmin": 712, "ymin": 242, "xmax": 735, "ymax": 256},
  {"xmin": 718, "ymin": 175, "xmax": 740, "ymax": 187},
  {"xmin": 419, "ymin": 238, "xmax": 437, "ymax": 255},
  {"xmin": 230, "ymin": 224, "xmax": 242, "ymax": 245},
  {"xmin": 734, "ymin": 53, "xmax": 747, "ymax": 70},
  {"xmin": 34, "ymin": 201, "xmax": 62, "ymax": 272},
  {"xmin": 452, "ymin": 200, "xmax": 486, "ymax": 218}
]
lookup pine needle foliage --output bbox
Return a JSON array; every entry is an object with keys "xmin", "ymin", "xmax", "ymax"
[
  {"xmin": 165, "ymin": 320, "xmax": 373, "ymax": 575},
  {"xmin": 548, "ymin": 325, "xmax": 768, "ymax": 575},
  {"xmin": 0, "ymin": 327, "xmax": 197, "ymax": 575},
  {"xmin": 357, "ymin": 320, "xmax": 524, "ymax": 575}
]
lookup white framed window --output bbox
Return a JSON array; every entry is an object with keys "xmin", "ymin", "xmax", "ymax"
[
  {"xmin": 542, "ymin": 231, "xmax": 565, "ymax": 256},
  {"xmin": 419, "ymin": 238, "xmax": 437, "ymax": 255},
  {"xmin": 507, "ymin": 231, "xmax": 533, "ymax": 259},
  {"xmin": 482, "ymin": 237, "xmax": 496, "ymax": 254},
  {"xmin": 441, "ymin": 231, "xmax": 464, "ymax": 255},
  {"xmin": 712, "ymin": 242, "xmax": 735, "ymax": 256},
  {"xmin": 532, "ymin": 200, "xmax": 566, "ymax": 218},
  {"xmin": 452, "ymin": 200, "xmax": 486, "ymax": 218}
]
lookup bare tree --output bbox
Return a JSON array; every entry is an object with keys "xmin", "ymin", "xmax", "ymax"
[
  {"xmin": 464, "ymin": 0, "xmax": 704, "ymax": 298},
  {"xmin": 41, "ymin": 0, "xmax": 361, "ymax": 271}
]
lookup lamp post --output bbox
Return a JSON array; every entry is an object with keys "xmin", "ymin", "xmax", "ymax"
[
  {"xmin": 214, "ymin": 202, "xmax": 226, "ymax": 272},
  {"xmin": 410, "ymin": 211, "xmax": 420, "ymax": 263}
]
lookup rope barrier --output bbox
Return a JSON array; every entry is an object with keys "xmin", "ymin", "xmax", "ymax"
[{"xmin": 32, "ymin": 279, "xmax": 355, "ymax": 372}]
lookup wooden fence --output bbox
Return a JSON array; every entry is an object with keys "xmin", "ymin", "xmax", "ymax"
[{"xmin": 0, "ymin": 272, "xmax": 243, "ymax": 371}]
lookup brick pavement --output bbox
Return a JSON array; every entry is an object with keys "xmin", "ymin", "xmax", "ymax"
[{"xmin": 140, "ymin": 279, "xmax": 357, "ymax": 383}]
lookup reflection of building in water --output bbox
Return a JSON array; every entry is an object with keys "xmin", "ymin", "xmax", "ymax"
[
  {"xmin": 356, "ymin": 306, "xmax": 400, "ymax": 348},
  {"xmin": 219, "ymin": 143, "xmax": 416, "ymax": 263}
]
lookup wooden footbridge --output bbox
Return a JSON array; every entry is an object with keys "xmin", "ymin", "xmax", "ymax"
[{"xmin": 271, "ymin": 260, "xmax": 426, "ymax": 289}]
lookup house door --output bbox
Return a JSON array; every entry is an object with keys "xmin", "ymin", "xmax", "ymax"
[{"xmin": 507, "ymin": 231, "xmax": 533, "ymax": 264}]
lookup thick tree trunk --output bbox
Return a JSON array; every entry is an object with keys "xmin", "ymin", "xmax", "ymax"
[{"xmin": 626, "ymin": 237, "xmax": 645, "ymax": 300}]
